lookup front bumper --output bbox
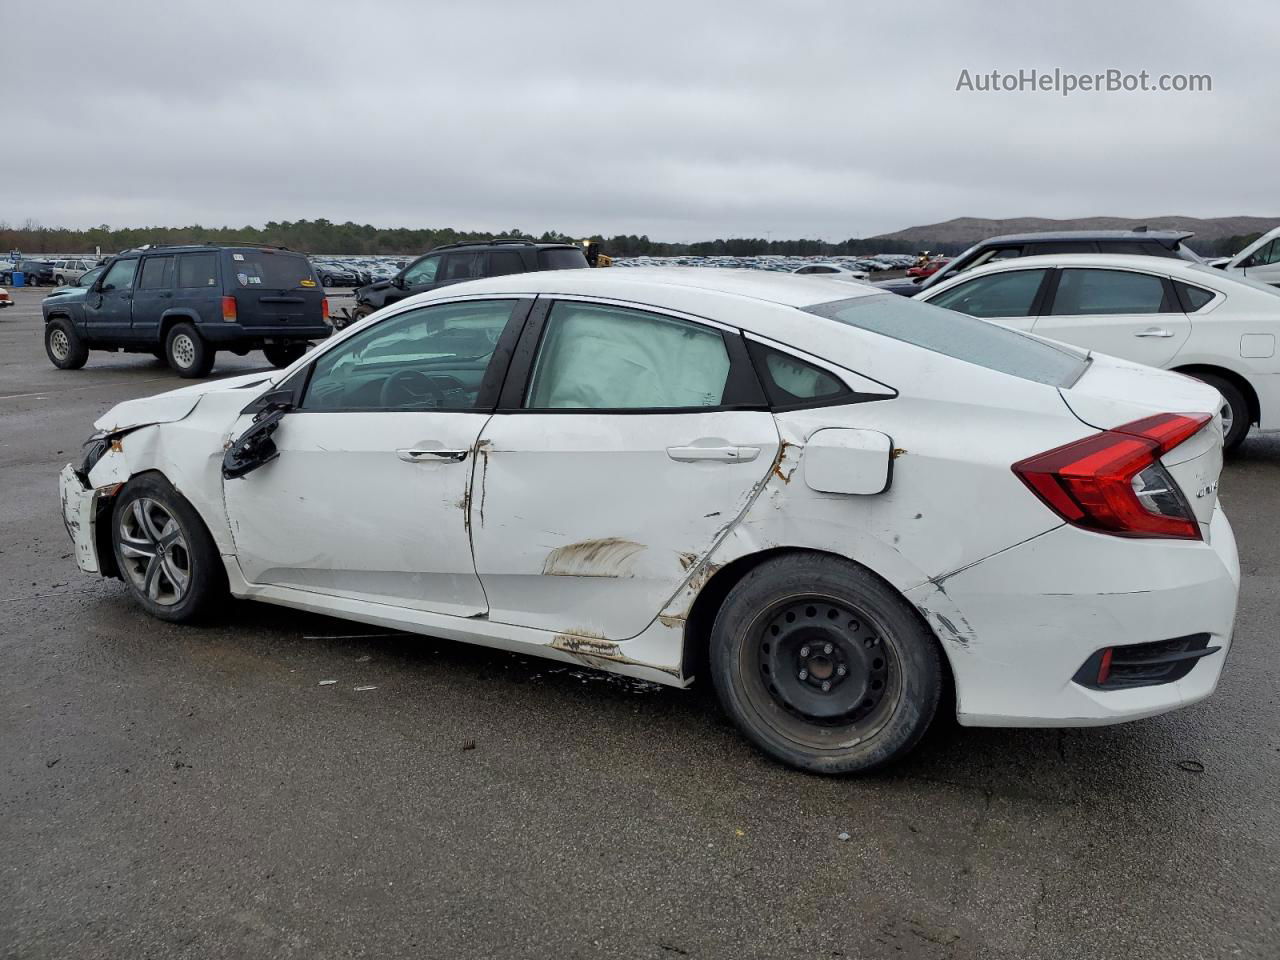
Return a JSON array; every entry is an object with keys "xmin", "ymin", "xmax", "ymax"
[
  {"xmin": 59, "ymin": 464, "xmax": 112, "ymax": 574},
  {"xmin": 908, "ymin": 503, "xmax": 1240, "ymax": 727}
]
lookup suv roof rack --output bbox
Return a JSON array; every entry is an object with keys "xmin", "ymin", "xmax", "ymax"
[
  {"xmin": 124, "ymin": 240, "xmax": 292, "ymax": 252},
  {"xmin": 431, "ymin": 239, "xmax": 540, "ymax": 251}
]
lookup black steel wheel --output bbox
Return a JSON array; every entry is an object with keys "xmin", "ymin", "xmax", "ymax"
[{"xmin": 710, "ymin": 554, "xmax": 942, "ymax": 774}]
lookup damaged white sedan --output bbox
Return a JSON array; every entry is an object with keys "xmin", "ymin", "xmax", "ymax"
[{"xmin": 60, "ymin": 268, "xmax": 1239, "ymax": 773}]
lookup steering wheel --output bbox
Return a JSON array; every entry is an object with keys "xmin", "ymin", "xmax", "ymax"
[{"xmin": 379, "ymin": 369, "xmax": 449, "ymax": 409}]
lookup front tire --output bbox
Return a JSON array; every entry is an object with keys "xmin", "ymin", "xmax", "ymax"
[
  {"xmin": 263, "ymin": 342, "xmax": 307, "ymax": 368},
  {"xmin": 165, "ymin": 322, "xmax": 215, "ymax": 378},
  {"xmin": 45, "ymin": 318, "xmax": 89, "ymax": 370},
  {"xmin": 710, "ymin": 554, "xmax": 942, "ymax": 775},
  {"xmin": 110, "ymin": 474, "xmax": 228, "ymax": 623},
  {"xmin": 1191, "ymin": 373, "xmax": 1249, "ymax": 452}
]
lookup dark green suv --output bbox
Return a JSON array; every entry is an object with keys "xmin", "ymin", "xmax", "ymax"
[{"xmin": 42, "ymin": 243, "xmax": 330, "ymax": 378}]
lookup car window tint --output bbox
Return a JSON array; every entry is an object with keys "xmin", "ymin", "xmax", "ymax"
[
  {"xmin": 526, "ymin": 302, "xmax": 730, "ymax": 409},
  {"xmin": 1098, "ymin": 241, "xmax": 1159, "ymax": 256},
  {"xmin": 402, "ymin": 255, "xmax": 441, "ymax": 285},
  {"xmin": 1249, "ymin": 239, "xmax": 1280, "ymax": 267},
  {"xmin": 1174, "ymin": 280, "xmax": 1216, "ymax": 312},
  {"xmin": 301, "ymin": 300, "xmax": 514, "ymax": 411},
  {"xmin": 537, "ymin": 248, "xmax": 590, "ymax": 270},
  {"xmin": 749, "ymin": 343, "xmax": 848, "ymax": 406},
  {"xmin": 101, "ymin": 259, "xmax": 137, "ymax": 291},
  {"xmin": 177, "ymin": 253, "xmax": 218, "ymax": 288},
  {"xmin": 488, "ymin": 251, "xmax": 525, "ymax": 276},
  {"xmin": 224, "ymin": 251, "xmax": 314, "ymax": 289},
  {"xmin": 806, "ymin": 294, "xmax": 1088, "ymax": 388},
  {"xmin": 1027, "ymin": 241, "xmax": 1099, "ymax": 255},
  {"xmin": 1051, "ymin": 269, "xmax": 1168, "ymax": 315},
  {"xmin": 139, "ymin": 257, "xmax": 174, "ymax": 290},
  {"xmin": 928, "ymin": 269, "xmax": 1046, "ymax": 318},
  {"xmin": 443, "ymin": 252, "xmax": 485, "ymax": 281}
]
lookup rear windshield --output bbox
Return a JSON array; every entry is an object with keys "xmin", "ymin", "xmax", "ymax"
[
  {"xmin": 221, "ymin": 250, "xmax": 316, "ymax": 289},
  {"xmin": 537, "ymin": 247, "xmax": 589, "ymax": 270},
  {"xmin": 805, "ymin": 294, "xmax": 1089, "ymax": 388}
]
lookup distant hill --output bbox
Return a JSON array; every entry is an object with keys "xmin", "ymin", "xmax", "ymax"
[{"xmin": 868, "ymin": 215, "xmax": 1280, "ymax": 251}]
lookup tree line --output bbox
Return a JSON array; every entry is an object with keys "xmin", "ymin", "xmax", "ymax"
[{"xmin": 0, "ymin": 219, "xmax": 1262, "ymax": 259}]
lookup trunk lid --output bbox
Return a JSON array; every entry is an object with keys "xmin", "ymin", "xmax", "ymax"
[
  {"xmin": 222, "ymin": 250, "xmax": 324, "ymax": 327},
  {"xmin": 1060, "ymin": 353, "xmax": 1225, "ymax": 532}
]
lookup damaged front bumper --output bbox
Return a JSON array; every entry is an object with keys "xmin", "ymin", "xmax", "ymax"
[{"xmin": 59, "ymin": 464, "xmax": 115, "ymax": 575}]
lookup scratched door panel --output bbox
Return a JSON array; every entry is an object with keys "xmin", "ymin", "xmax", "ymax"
[{"xmin": 470, "ymin": 411, "xmax": 780, "ymax": 639}]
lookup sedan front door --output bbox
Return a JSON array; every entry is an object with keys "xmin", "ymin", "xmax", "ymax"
[
  {"xmin": 222, "ymin": 297, "xmax": 529, "ymax": 617},
  {"xmin": 468, "ymin": 299, "xmax": 779, "ymax": 640},
  {"xmin": 1033, "ymin": 267, "xmax": 1191, "ymax": 367}
]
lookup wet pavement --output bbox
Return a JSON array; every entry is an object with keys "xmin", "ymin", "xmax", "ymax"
[{"xmin": 1, "ymin": 284, "xmax": 1277, "ymax": 959}]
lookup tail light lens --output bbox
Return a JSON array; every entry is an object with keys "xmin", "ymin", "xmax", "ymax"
[
  {"xmin": 1012, "ymin": 413, "xmax": 1211, "ymax": 540},
  {"xmin": 221, "ymin": 295, "xmax": 237, "ymax": 323},
  {"xmin": 321, "ymin": 297, "xmax": 330, "ymax": 323}
]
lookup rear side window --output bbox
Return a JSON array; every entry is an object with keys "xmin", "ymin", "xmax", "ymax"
[
  {"xmin": 177, "ymin": 253, "xmax": 218, "ymax": 288},
  {"xmin": 748, "ymin": 342, "xmax": 849, "ymax": 407},
  {"xmin": 488, "ymin": 251, "xmax": 525, "ymax": 276},
  {"xmin": 526, "ymin": 302, "xmax": 730, "ymax": 409},
  {"xmin": 139, "ymin": 257, "xmax": 174, "ymax": 290},
  {"xmin": 537, "ymin": 248, "xmax": 590, "ymax": 270},
  {"xmin": 223, "ymin": 251, "xmax": 314, "ymax": 289},
  {"xmin": 805, "ymin": 294, "xmax": 1089, "ymax": 388},
  {"xmin": 928, "ymin": 269, "xmax": 1048, "ymax": 318},
  {"xmin": 443, "ymin": 252, "xmax": 485, "ymax": 281},
  {"xmin": 1098, "ymin": 241, "xmax": 1162, "ymax": 256},
  {"xmin": 1050, "ymin": 269, "xmax": 1173, "ymax": 316},
  {"xmin": 1174, "ymin": 280, "xmax": 1216, "ymax": 312}
]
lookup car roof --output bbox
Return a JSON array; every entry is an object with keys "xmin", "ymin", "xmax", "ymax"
[
  {"xmin": 981, "ymin": 229, "xmax": 1193, "ymax": 246},
  {"xmin": 917, "ymin": 252, "xmax": 1249, "ymax": 294},
  {"xmin": 411, "ymin": 266, "xmax": 883, "ymax": 310}
]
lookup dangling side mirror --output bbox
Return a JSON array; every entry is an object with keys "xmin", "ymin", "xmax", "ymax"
[{"xmin": 222, "ymin": 406, "xmax": 289, "ymax": 479}]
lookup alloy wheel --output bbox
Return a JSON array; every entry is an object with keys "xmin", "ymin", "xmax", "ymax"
[
  {"xmin": 49, "ymin": 328, "xmax": 70, "ymax": 361},
  {"xmin": 171, "ymin": 333, "xmax": 196, "ymax": 369},
  {"xmin": 117, "ymin": 498, "xmax": 192, "ymax": 606}
]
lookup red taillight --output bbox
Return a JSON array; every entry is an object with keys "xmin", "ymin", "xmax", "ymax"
[
  {"xmin": 1012, "ymin": 413, "xmax": 1211, "ymax": 540},
  {"xmin": 321, "ymin": 297, "xmax": 330, "ymax": 323},
  {"xmin": 221, "ymin": 295, "xmax": 237, "ymax": 323}
]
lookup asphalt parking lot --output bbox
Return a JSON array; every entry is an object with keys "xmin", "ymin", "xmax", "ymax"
[{"xmin": 1, "ymin": 284, "xmax": 1277, "ymax": 960}]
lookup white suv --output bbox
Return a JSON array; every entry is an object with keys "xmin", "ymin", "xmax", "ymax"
[{"xmin": 52, "ymin": 259, "xmax": 95, "ymax": 286}]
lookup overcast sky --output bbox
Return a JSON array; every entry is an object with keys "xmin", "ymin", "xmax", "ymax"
[{"xmin": 5, "ymin": 0, "xmax": 1277, "ymax": 241}]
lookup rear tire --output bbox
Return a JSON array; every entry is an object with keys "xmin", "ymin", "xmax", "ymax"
[
  {"xmin": 45, "ymin": 318, "xmax": 89, "ymax": 370},
  {"xmin": 1191, "ymin": 373, "xmax": 1249, "ymax": 452},
  {"xmin": 110, "ymin": 474, "xmax": 228, "ymax": 623},
  {"xmin": 710, "ymin": 554, "xmax": 942, "ymax": 775},
  {"xmin": 165, "ymin": 322, "xmax": 215, "ymax": 378},
  {"xmin": 263, "ymin": 342, "xmax": 307, "ymax": 368},
  {"xmin": 55, "ymin": 275, "xmax": 66, "ymax": 286}
]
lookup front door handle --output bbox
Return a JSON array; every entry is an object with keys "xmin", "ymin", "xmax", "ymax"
[
  {"xmin": 667, "ymin": 442, "xmax": 761, "ymax": 463},
  {"xmin": 397, "ymin": 448, "xmax": 468, "ymax": 463},
  {"xmin": 1134, "ymin": 327, "xmax": 1175, "ymax": 338}
]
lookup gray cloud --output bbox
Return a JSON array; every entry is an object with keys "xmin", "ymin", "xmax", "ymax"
[{"xmin": 5, "ymin": 0, "xmax": 1278, "ymax": 240}]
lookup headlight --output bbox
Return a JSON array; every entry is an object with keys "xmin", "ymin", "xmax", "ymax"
[{"xmin": 78, "ymin": 432, "xmax": 112, "ymax": 480}]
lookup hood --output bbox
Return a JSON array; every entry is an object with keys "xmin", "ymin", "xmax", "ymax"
[
  {"xmin": 44, "ymin": 286, "xmax": 88, "ymax": 301},
  {"xmin": 359, "ymin": 279, "xmax": 393, "ymax": 294},
  {"xmin": 93, "ymin": 372, "xmax": 276, "ymax": 433}
]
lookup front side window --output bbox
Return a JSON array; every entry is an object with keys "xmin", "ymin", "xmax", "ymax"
[
  {"xmin": 525, "ymin": 302, "xmax": 731, "ymax": 409},
  {"xmin": 1248, "ymin": 239, "xmax": 1280, "ymax": 267},
  {"xmin": 101, "ymin": 258, "xmax": 138, "ymax": 292},
  {"xmin": 805, "ymin": 294, "xmax": 1089, "ymax": 388},
  {"xmin": 928, "ymin": 269, "xmax": 1048, "ymax": 319},
  {"xmin": 301, "ymin": 300, "xmax": 515, "ymax": 411},
  {"xmin": 1050, "ymin": 269, "xmax": 1171, "ymax": 316},
  {"xmin": 402, "ymin": 255, "xmax": 441, "ymax": 285},
  {"xmin": 177, "ymin": 253, "xmax": 218, "ymax": 288},
  {"xmin": 139, "ymin": 256, "xmax": 174, "ymax": 290}
]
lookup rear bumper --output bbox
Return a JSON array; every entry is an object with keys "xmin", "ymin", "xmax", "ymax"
[
  {"xmin": 907, "ymin": 503, "xmax": 1240, "ymax": 727},
  {"xmin": 200, "ymin": 323, "xmax": 330, "ymax": 344}
]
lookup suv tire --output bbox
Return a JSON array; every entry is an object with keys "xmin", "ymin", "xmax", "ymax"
[
  {"xmin": 45, "ymin": 318, "xmax": 89, "ymax": 370},
  {"xmin": 710, "ymin": 554, "xmax": 942, "ymax": 775},
  {"xmin": 165, "ymin": 322, "xmax": 215, "ymax": 378},
  {"xmin": 263, "ymin": 342, "xmax": 307, "ymax": 369}
]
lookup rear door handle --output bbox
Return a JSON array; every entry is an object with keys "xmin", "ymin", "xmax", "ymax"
[
  {"xmin": 667, "ymin": 442, "xmax": 761, "ymax": 463},
  {"xmin": 396, "ymin": 448, "xmax": 468, "ymax": 463},
  {"xmin": 1134, "ymin": 327, "xmax": 1175, "ymax": 338}
]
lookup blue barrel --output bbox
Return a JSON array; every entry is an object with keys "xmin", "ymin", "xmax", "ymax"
[{"xmin": 11, "ymin": 272, "xmax": 24, "ymax": 287}]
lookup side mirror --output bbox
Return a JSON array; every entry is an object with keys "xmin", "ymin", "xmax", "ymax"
[
  {"xmin": 223, "ymin": 406, "xmax": 289, "ymax": 479},
  {"xmin": 392, "ymin": 275, "xmax": 406, "ymax": 289}
]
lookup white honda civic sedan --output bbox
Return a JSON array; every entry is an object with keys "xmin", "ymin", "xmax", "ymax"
[{"xmin": 59, "ymin": 268, "xmax": 1239, "ymax": 774}]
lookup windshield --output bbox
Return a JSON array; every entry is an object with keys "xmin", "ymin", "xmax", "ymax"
[
  {"xmin": 805, "ymin": 294, "xmax": 1090, "ymax": 388},
  {"xmin": 222, "ymin": 250, "xmax": 316, "ymax": 289}
]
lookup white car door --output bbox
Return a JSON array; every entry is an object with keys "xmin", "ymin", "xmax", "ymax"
[
  {"xmin": 222, "ymin": 298, "xmax": 529, "ymax": 617},
  {"xmin": 468, "ymin": 299, "xmax": 780, "ymax": 640},
  {"xmin": 921, "ymin": 267, "xmax": 1050, "ymax": 333},
  {"xmin": 1032, "ymin": 267, "xmax": 1191, "ymax": 368}
]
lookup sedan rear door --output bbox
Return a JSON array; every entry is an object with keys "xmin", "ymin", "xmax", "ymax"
[
  {"xmin": 1033, "ymin": 267, "xmax": 1191, "ymax": 367},
  {"xmin": 468, "ymin": 298, "xmax": 779, "ymax": 640}
]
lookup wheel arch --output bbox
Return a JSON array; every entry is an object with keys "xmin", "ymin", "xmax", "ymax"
[
  {"xmin": 1172, "ymin": 363, "xmax": 1260, "ymax": 426},
  {"xmin": 679, "ymin": 546, "xmax": 956, "ymax": 703},
  {"xmin": 159, "ymin": 309, "xmax": 203, "ymax": 343}
]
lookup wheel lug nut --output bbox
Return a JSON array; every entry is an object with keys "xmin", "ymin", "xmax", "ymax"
[
  {"xmin": 821, "ymin": 680, "xmax": 831, "ymax": 692},
  {"xmin": 837, "ymin": 665, "xmax": 847, "ymax": 677},
  {"xmin": 798, "ymin": 669, "xmax": 808, "ymax": 681},
  {"xmin": 799, "ymin": 646, "xmax": 810, "ymax": 658},
  {"xmin": 824, "ymin": 643, "xmax": 833, "ymax": 655}
]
